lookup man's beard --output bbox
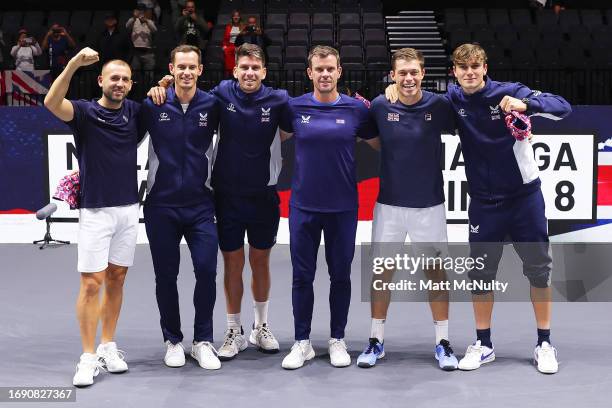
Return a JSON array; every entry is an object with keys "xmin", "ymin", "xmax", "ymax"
[{"xmin": 103, "ymin": 88, "xmax": 126, "ymax": 104}]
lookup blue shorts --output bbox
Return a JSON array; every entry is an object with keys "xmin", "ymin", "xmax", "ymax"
[{"xmin": 215, "ymin": 189, "xmax": 280, "ymax": 252}]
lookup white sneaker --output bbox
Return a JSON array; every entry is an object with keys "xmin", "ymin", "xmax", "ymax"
[
  {"xmin": 191, "ymin": 341, "xmax": 221, "ymax": 370},
  {"xmin": 458, "ymin": 340, "xmax": 496, "ymax": 371},
  {"xmin": 249, "ymin": 323, "xmax": 280, "ymax": 353},
  {"xmin": 72, "ymin": 353, "xmax": 102, "ymax": 387},
  {"xmin": 281, "ymin": 340, "xmax": 315, "ymax": 370},
  {"xmin": 96, "ymin": 342, "xmax": 128, "ymax": 373},
  {"xmin": 328, "ymin": 338, "xmax": 351, "ymax": 367},
  {"xmin": 217, "ymin": 327, "xmax": 248, "ymax": 361},
  {"xmin": 534, "ymin": 341, "xmax": 559, "ymax": 374},
  {"xmin": 164, "ymin": 341, "xmax": 186, "ymax": 367}
]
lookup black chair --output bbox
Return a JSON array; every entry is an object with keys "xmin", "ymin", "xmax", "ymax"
[
  {"xmin": 510, "ymin": 9, "xmax": 533, "ymax": 28},
  {"xmin": 219, "ymin": 0, "xmax": 244, "ymax": 12},
  {"xmin": 472, "ymin": 27, "xmax": 496, "ymax": 45},
  {"xmin": 364, "ymin": 28, "xmax": 386, "ymax": 46},
  {"xmin": 312, "ymin": 13, "xmax": 333, "ymax": 29},
  {"xmin": 266, "ymin": 28, "xmax": 285, "ymax": 46},
  {"xmin": 268, "ymin": 0, "xmax": 289, "ymax": 13},
  {"xmin": 69, "ymin": 10, "xmax": 93, "ymax": 40},
  {"xmin": 265, "ymin": 13, "xmax": 287, "ymax": 31},
  {"xmin": 510, "ymin": 47, "xmax": 535, "ymax": 67},
  {"xmin": 518, "ymin": 25, "xmax": 540, "ymax": 45},
  {"xmin": 566, "ymin": 26, "xmax": 591, "ymax": 48},
  {"xmin": 535, "ymin": 47, "xmax": 560, "ymax": 68},
  {"xmin": 209, "ymin": 27, "xmax": 225, "ymax": 45},
  {"xmin": 560, "ymin": 46, "xmax": 586, "ymax": 69},
  {"xmin": 337, "ymin": 0, "xmax": 359, "ymax": 14},
  {"xmin": 338, "ymin": 13, "xmax": 360, "ymax": 30},
  {"xmin": 47, "ymin": 11, "xmax": 70, "ymax": 28},
  {"xmin": 535, "ymin": 9, "xmax": 558, "ymax": 26},
  {"xmin": 289, "ymin": 13, "xmax": 310, "ymax": 30},
  {"xmin": 242, "ymin": 0, "xmax": 264, "ymax": 13},
  {"xmin": 361, "ymin": 0, "xmax": 383, "ymax": 12},
  {"xmin": 449, "ymin": 28, "xmax": 471, "ymax": 49},
  {"xmin": 311, "ymin": 0, "xmax": 333, "ymax": 12},
  {"xmin": 338, "ymin": 29, "xmax": 361, "ymax": 46},
  {"xmin": 310, "ymin": 28, "xmax": 333, "ymax": 46},
  {"xmin": 22, "ymin": 11, "xmax": 45, "ymax": 33},
  {"xmin": 340, "ymin": 45, "xmax": 363, "ymax": 63},
  {"xmin": 588, "ymin": 45, "xmax": 612, "ymax": 69},
  {"xmin": 289, "ymin": 0, "xmax": 310, "ymax": 12},
  {"xmin": 580, "ymin": 9, "xmax": 603, "ymax": 26},
  {"xmin": 365, "ymin": 45, "xmax": 388, "ymax": 66},
  {"xmin": 1, "ymin": 11, "xmax": 23, "ymax": 37},
  {"xmin": 287, "ymin": 28, "xmax": 309, "ymax": 46},
  {"xmin": 362, "ymin": 13, "xmax": 384, "ymax": 30},
  {"xmin": 444, "ymin": 8, "xmax": 465, "ymax": 32},
  {"xmin": 267, "ymin": 45, "xmax": 283, "ymax": 65},
  {"xmin": 488, "ymin": 9, "xmax": 510, "ymax": 28},
  {"xmin": 558, "ymin": 9, "xmax": 580, "ymax": 30},
  {"xmin": 285, "ymin": 45, "xmax": 306, "ymax": 62},
  {"xmin": 495, "ymin": 29, "xmax": 518, "ymax": 49},
  {"xmin": 466, "ymin": 8, "xmax": 488, "ymax": 30}
]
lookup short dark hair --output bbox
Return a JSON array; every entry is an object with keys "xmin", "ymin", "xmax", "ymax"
[
  {"xmin": 170, "ymin": 44, "xmax": 202, "ymax": 64},
  {"xmin": 235, "ymin": 43, "xmax": 266, "ymax": 66},
  {"xmin": 307, "ymin": 45, "xmax": 340, "ymax": 68}
]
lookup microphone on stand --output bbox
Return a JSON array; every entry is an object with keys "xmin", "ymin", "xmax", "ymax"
[{"xmin": 33, "ymin": 202, "xmax": 70, "ymax": 249}]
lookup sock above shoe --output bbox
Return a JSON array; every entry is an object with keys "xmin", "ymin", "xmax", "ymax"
[{"xmin": 476, "ymin": 328, "xmax": 493, "ymax": 349}]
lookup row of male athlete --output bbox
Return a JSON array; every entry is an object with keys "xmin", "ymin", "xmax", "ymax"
[{"xmin": 43, "ymin": 40, "xmax": 570, "ymax": 387}]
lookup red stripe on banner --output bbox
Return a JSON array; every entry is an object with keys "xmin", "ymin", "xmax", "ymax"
[
  {"xmin": 598, "ymin": 165, "xmax": 612, "ymax": 205},
  {"xmin": 0, "ymin": 209, "xmax": 35, "ymax": 214},
  {"xmin": 278, "ymin": 177, "xmax": 379, "ymax": 221},
  {"xmin": 357, "ymin": 177, "xmax": 378, "ymax": 220},
  {"xmin": 10, "ymin": 73, "xmax": 37, "ymax": 95}
]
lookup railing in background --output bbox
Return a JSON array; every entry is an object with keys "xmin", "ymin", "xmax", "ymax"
[{"xmin": 2, "ymin": 68, "xmax": 612, "ymax": 105}]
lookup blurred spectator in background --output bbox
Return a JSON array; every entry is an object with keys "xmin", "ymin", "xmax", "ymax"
[
  {"xmin": 175, "ymin": 0, "xmax": 211, "ymax": 49},
  {"xmin": 235, "ymin": 16, "xmax": 269, "ymax": 50},
  {"xmin": 42, "ymin": 24, "xmax": 76, "ymax": 78},
  {"xmin": 11, "ymin": 29, "xmax": 42, "ymax": 71},
  {"xmin": 95, "ymin": 14, "xmax": 131, "ymax": 66},
  {"xmin": 222, "ymin": 10, "xmax": 244, "ymax": 76},
  {"xmin": 171, "ymin": 0, "xmax": 187, "ymax": 24},
  {"xmin": 137, "ymin": 0, "xmax": 161, "ymax": 23},
  {"xmin": 127, "ymin": 4, "xmax": 157, "ymax": 71}
]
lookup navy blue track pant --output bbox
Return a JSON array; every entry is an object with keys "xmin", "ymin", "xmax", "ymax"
[
  {"xmin": 468, "ymin": 189, "xmax": 552, "ymax": 293},
  {"xmin": 289, "ymin": 206, "xmax": 358, "ymax": 340},
  {"xmin": 144, "ymin": 202, "xmax": 218, "ymax": 343}
]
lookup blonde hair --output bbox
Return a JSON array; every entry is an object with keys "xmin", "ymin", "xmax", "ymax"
[
  {"xmin": 392, "ymin": 48, "xmax": 425, "ymax": 70},
  {"xmin": 452, "ymin": 43, "xmax": 488, "ymax": 65}
]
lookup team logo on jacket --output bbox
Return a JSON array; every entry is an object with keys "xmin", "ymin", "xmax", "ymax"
[
  {"xmin": 470, "ymin": 224, "xmax": 479, "ymax": 234},
  {"xmin": 336, "ymin": 119, "xmax": 345, "ymax": 124},
  {"xmin": 489, "ymin": 105, "xmax": 501, "ymax": 121},
  {"xmin": 261, "ymin": 107, "xmax": 270, "ymax": 122},
  {"xmin": 458, "ymin": 108, "xmax": 467, "ymax": 117},
  {"xmin": 159, "ymin": 112, "xmax": 170, "ymax": 122},
  {"xmin": 301, "ymin": 115, "xmax": 310, "ymax": 124},
  {"xmin": 199, "ymin": 112, "xmax": 208, "ymax": 127},
  {"xmin": 123, "ymin": 115, "xmax": 129, "ymax": 123},
  {"xmin": 227, "ymin": 103, "xmax": 236, "ymax": 112},
  {"xmin": 387, "ymin": 113, "xmax": 399, "ymax": 122},
  {"xmin": 424, "ymin": 113, "xmax": 432, "ymax": 121}
]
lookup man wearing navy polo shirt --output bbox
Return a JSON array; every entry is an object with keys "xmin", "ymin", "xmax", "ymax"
[
  {"xmin": 44, "ymin": 47, "xmax": 140, "ymax": 387},
  {"xmin": 279, "ymin": 45, "xmax": 376, "ymax": 370},
  {"xmin": 356, "ymin": 48, "xmax": 459, "ymax": 371},
  {"xmin": 140, "ymin": 45, "xmax": 221, "ymax": 370}
]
